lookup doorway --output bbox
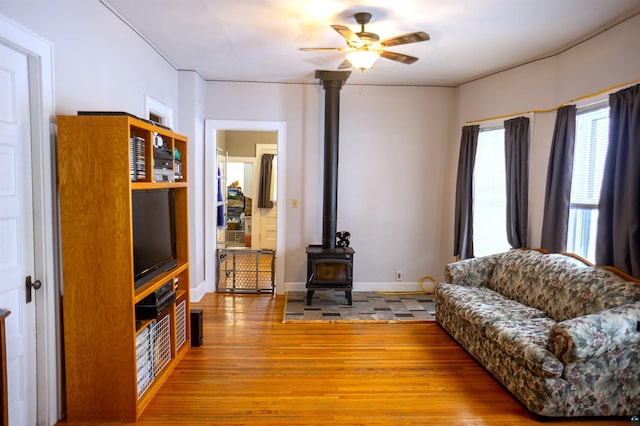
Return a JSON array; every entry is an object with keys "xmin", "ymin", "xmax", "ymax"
[{"xmin": 204, "ymin": 120, "xmax": 286, "ymax": 295}]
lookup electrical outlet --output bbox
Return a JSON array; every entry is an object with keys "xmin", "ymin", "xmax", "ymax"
[{"xmin": 395, "ymin": 270, "xmax": 403, "ymax": 281}]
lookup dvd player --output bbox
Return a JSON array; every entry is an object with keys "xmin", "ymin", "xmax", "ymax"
[
  {"xmin": 135, "ymin": 281, "xmax": 176, "ymax": 320},
  {"xmin": 140, "ymin": 281, "xmax": 172, "ymax": 304}
]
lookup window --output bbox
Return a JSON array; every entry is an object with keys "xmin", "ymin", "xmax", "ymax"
[
  {"xmin": 473, "ymin": 127, "xmax": 511, "ymax": 257},
  {"xmin": 566, "ymin": 106, "xmax": 609, "ymax": 262},
  {"xmin": 145, "ymin": 95, "xmax": 174, "ymax": 129}
]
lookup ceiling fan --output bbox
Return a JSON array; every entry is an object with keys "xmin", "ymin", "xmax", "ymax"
[{"xmin": 300, "ymin": 12, "xmax": 430, "ymax": 72}]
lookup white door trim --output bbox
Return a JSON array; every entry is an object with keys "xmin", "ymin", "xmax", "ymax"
[
  {"xmin": 0, "ymin": 14, "xmax": 59, "ymax": 425},
  {"xmin": 204, "ymin": 120, "xmax": 286, "ymax": 296}
]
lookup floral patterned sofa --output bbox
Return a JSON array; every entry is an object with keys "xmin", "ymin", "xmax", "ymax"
[{"xmin": 435, "ymin": 248, "xmax": 640, "ymax": 417}]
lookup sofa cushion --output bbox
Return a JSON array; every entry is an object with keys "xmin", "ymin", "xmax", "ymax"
[
  {"xmin": 488, "ymin": 250, "xmax": 586, "ymax": 301},
  {"xmin": 458, "ymin": 298, "xmax": 549, "ymax": 332},
  {"xmin": 435, "ymin": 282, "xmax": 506, "ymax": 305},
  {"xmin": 436, "ymin": 282, "xmax": 547, "ymax": 332},
  {"xmin": 445, "ymin": 253, "xmax": 502, "ymax": 287},
  {"xmin": 488, "ymin": 250, "xmax": 532, "ymax": 293},
  {"xmin": 548, "ymin": 268, "xmax": 640, "ymax": 321},
  {"xmin": 485, "ymin": 318, "xmax": 564, "ymax": 378}
]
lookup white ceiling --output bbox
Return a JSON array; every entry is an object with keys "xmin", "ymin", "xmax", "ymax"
[{"xmin": 102, "ymin": 0, "xmax": 640, "ymax": 86}]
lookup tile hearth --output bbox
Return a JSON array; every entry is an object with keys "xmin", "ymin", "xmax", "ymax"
[{"xmin": 284, "ymin": 291, "xmax": 436, "ymax": 322}]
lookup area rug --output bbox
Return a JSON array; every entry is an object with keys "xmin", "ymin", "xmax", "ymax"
[{"xmin": 283, "ymin": 291, "xmax": 436, "ymax": 323}]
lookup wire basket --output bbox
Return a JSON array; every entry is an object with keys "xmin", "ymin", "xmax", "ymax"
[
  {"xmin": 135, "ymin": 314, "xmax": 172, "ymax": 399},
  {"xmin": 153, "ymin": 314, "xmax": 171, "ymax": 376},
  {"xmin": 176, "ymin": 300, "xmax": 187, "ymax": 350},
  {"xmin": 135, "ymin": 324, "xmax": 154, "ymax": 398}
]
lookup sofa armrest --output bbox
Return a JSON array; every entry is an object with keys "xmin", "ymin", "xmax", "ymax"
[
  {"xmin": 548, "ymin": 302, "xmax": 640, "ymax": 363},
  {"xmin": 444, "ymin": 253, "xmax": 501, "ymax": 287}
]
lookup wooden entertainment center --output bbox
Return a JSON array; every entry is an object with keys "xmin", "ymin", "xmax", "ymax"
[{"xmin": 57, "ymin": 115, "xmax": 190, "ymax": 422}]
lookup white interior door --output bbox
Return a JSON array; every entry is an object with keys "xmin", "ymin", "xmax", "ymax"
[
  {"xmin": 254, "ymin": 144, "xmax": 277, "ymax": 250},
  {"xmin": 0, "ymin": 42, "xmax": 38, "ymax": 426}
]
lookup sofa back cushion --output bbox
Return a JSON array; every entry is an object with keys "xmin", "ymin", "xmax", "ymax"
[
  {"xmin": 487, "ymin": 250, "xmax": 585, "ymax": 307},
  {"xmin": 487, "ymin": 249, "xmax": 640, "ymax": 321},
  {"xmin": 550, "ymin": 267, "xmax": 640, "ymax": 321}
]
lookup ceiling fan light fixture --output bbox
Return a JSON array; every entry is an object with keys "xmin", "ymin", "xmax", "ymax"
[{"xmin": 346, "ymin": 48, "xmax": 380, "ymax": 71}]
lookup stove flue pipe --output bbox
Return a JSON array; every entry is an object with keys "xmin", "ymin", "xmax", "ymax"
[{"xmin": 315, "ymin": 70, "xmax": 351, "ymax": 249}]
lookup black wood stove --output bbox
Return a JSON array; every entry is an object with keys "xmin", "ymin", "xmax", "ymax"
[
  {"xmin": 306, "ymin": 245, "xmax": 354, "ymax": 305},
  {"xmin": 306, "ymin": 70, "xmax": 354, "ymax": 306}
]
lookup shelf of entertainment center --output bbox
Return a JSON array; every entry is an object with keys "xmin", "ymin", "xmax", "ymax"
[
  {"xmin": 133, "ymin": 262, "xmax": 189, "ymax": 304},
  {"xmin": 131, "ymin": 181, "xmax": 188, "ymax": 190}
]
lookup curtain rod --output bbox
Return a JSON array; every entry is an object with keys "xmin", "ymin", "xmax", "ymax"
[{"xmin": 464, "ymin": 79, "xmax": 640, "ymax": 125}]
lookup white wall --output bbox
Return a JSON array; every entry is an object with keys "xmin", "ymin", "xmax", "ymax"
[
  {"xmin": 205, "ymin": 81, "xmax": 457, "ymax": 287},
  {"xmin": 453, "ymin": 12, "xmax": 640, "ymax": 252},
  {"xmin": 178, "ymin": 70, "xmax": 207, "ymax": 300},
  {"xmin": 338, "ymin": 85, "xmax": 456, "ymax": 287},
  {"xmin": 1, "ymin": 0, "xmax": 178, "ymax": 117}
]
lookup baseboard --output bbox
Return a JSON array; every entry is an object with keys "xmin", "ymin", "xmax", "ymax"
[
  {"xmin": 284, "ymin": 281, "xmax": 436, "ymax": 294},
  {"xmin": 190, "ymin": 280, "xmax": 208, "ymax": 302},
  {"xmin": 198, "ymin": 281, "xmax": 436, "ymax": 297}
]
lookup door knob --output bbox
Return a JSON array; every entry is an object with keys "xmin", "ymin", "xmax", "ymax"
[{"xmin": 25, "ymin": 275, "xmax": 42, "ymax": 303}]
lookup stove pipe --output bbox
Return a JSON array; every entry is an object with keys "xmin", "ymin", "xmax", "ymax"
[{"xmin": 315, "ymin": 70, "xmax": 351, "ymax": 249}]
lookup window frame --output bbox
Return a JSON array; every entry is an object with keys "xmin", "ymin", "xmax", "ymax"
[{"xmin": 566, "ymin": 103, "xmax": 609, "ymax": 262}]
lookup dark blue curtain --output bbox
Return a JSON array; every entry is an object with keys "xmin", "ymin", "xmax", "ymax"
[
  {"xmin": 541, "ymin": 105, "xmax": 576, "ymax": 252},
  {"xmin": 453, "ymin": 125, "xmax": 480, "ymax": 260},
  {"xmin": 504, "ymin": 116, "xmax": 530, "ymax": 249},
  {"xmin": 596, "ymin": 84, "xmax": 640, "ymax": 276}
]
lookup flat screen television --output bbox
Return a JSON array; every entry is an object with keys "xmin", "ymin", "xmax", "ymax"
[{"xmin": 132, "ymin": 189, "xmax": 178, "ymax": 289}]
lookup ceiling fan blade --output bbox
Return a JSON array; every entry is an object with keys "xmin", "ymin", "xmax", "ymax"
[
  {"xmin": 331, "ymin": 25, "xmax": 360, "ymax": 44},
  {"xmin": 381, "ymin": 31, "xmax": 430, "ymax": 47},
  {"xmin": 381, "ymin": 50, "xmax": 419, "ymax": 64},
  {"xmin": 300, "ymin": 47, "xmax": 344, "ymax": 51},
  {"xmin": 337, "ymin": 59, "xmax": 352, "ymax": 70}
]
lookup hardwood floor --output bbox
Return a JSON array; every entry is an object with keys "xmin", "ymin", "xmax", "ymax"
[{"xmin": 130, "ymin": 293, "xmax": 627, "ymax": 425}]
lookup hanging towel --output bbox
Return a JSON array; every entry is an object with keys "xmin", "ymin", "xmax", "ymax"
[
  {"xmin": 217, "ymin": 167, "xmax": 225, "ymax": 226},
  {"xmin": 257, "ymin": 154, "xmax": 274, "ymax": 208}
]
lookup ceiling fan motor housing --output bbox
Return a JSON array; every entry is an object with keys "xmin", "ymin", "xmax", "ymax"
[{"xmin": 354, "ymin": 12, "xmax": 372, "ymax": 25}]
